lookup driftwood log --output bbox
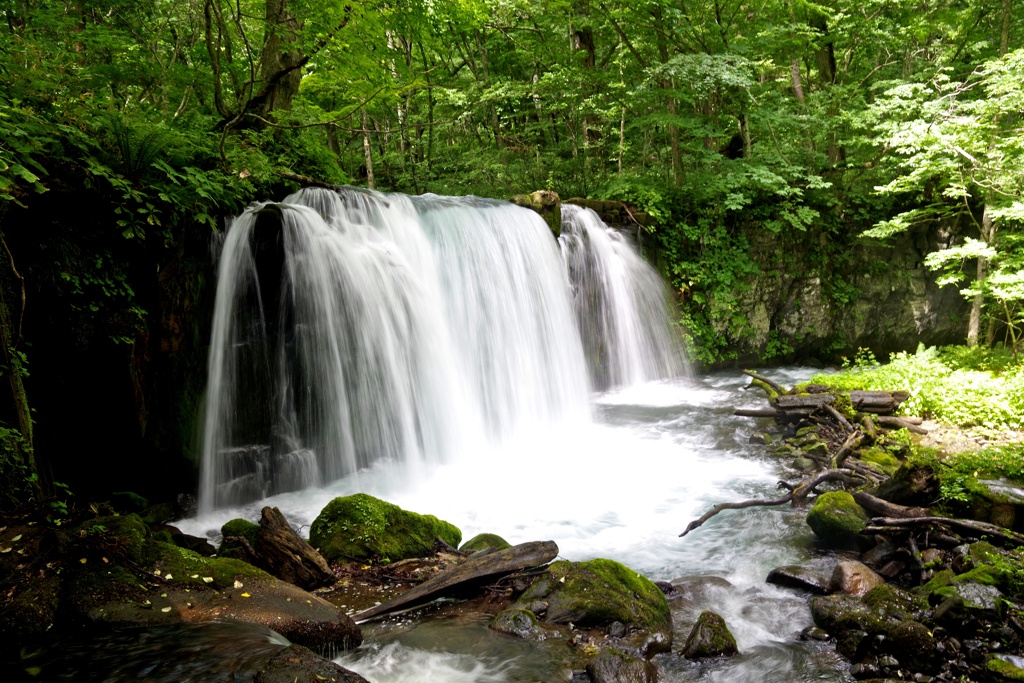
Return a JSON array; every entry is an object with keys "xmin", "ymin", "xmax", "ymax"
[
  {"xmin": 355, "ymin": 540, "xmax": 559, "ymax": 622},
  {"xmin": 679, "ymin": 469, "xmax": 866, "ymax": 537},
  {"xmin": 256, "ymin": 506, "xmax": 335, "ymax": 590}
]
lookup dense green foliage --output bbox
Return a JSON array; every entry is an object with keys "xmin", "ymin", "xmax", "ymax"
[
  {"xmin": 809, "ymin": 345, "xmax": 1024, "ymax": 429},
  {"xmin": 0, "ymin": 1, "xmax": 1019, "ymax": 501}
]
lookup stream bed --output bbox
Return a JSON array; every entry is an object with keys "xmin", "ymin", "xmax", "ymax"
[{"xmin": 181, "ymin": 368, "xmax": 853, "ymax": 683}]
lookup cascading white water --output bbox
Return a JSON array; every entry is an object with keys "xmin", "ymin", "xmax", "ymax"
[
  {"xmin": 559, "ymin": 204, "xmax": 686, "ymax": 389},
  {"xmin": 201, "ymin": 188, "xmax": 666, "ymax": 513}
]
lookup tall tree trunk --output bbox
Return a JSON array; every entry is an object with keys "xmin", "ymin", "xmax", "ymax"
[
  {"xmin": 362, "ymin": 109, "xmax": 375, "ymax": 189},
  {"xmin": 254, "ymin": 0, "xmax": 304, "ymax": 121},
  {"xmin": 968, "ymin": 205, "xmax": 995, "ymax": 346},
  {"xmin": 810, "ymin": 15, "xmax": 845, "ymax": 164},
  {"xmin": 969, "ymin": 1, "xmax": 1011, "ymax": 345}
]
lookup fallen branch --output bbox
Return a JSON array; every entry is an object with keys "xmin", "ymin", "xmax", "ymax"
[
  {"xmin": 853, "ymin": 491, "xmax": 929, "ymax": 519},
  {"xmin": 680, "ymin": 468, "xmax": 865, "ymax": 537},
  {"xmin": 734, "ymin": 408, "xmax": 786, "ymax": 418},
  {"xmin": 743, "ymin": 370, "xmax": 788, "ymax": 397},
  {"xmin": 822, "ymin": 404, "xmax": 854, "ymax": 434},
  {"xmin": 831, "ymin": 430, "xmax": 864, "ymax": 469},
  {"xmin": 875, "ymin": 416, "xmax": 928, "ymax": 434},
  {"xmin": 865, "ymin": 516, "xmax": 1024, "ymax": 548}
]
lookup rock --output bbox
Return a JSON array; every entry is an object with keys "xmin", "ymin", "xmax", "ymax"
[
  {"xmin": 934, "ymin": 581, "xmax": 1006, "ymax": 620},
  {"xmin": 806, "ymin": 491, "xmax": 869, "ymax": 546},
  {"xmin": 681, "ymin": 611, "xmax": 738, "ymax": 658},
  {"xmin": 766, "ymin": 565, "xmax": 829, "ymax": 594},
  {"xmin": 490, "ymin": 609, "xmax": 549, "ymax": 641},
  {"xmin": 523, "ymin": 559, "xmax": 672, "ymax": 638},
  {"xmin": 221, "ymin": 518, "xmax": 261, "ymax": 548},
  {"xmin": 35, "ymin": 621, "xmax": 367, "ymax": 683},
  {"xmin": 84, "ymin": 573, "xmax": 362, "ymax": 651},
  {"xmin": 987, "ymin": 654, "xmax": 1024, "ymax": 682},
  {"xmin": 830, "ymin": 561, "xmax": 886, "ymax": 596},
  {"xmin": 859, "ymin": 448, "xmax": 901, "ymax": 476},
  {"xmin": 110, "ymin": 491, "xmax": 150, "ymax": 512},
  {"xmin": 254, "ymin": 506, "xmax": 334, "ymax": 590},
  {"xmin": 510, "ymin": 190, "xmax": 561, "ymax": 236},
  {"xmin": 0, "ymin": 573, "xmax": 61, "ymax": 639},
  {"xmin": 151, "ymin": 523, "xmax": 217, "ymax": 556},
  {"xmin": 585, "ymin": 647, "xmax": 658, "ymax": 683},
  {"xmin": 862, "ymin": 541, "xmax": 898, "ymax": 567},
  {"xmin": 309, "ymin": 493, "xmax": 461, "ymax": 564},
  {"xmin": 460, "ymin": 533, "xmax": 512, "ymax": 553}
]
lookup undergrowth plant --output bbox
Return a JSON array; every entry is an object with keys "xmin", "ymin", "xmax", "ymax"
[{"xmin": 809, "ymin": 344, "xmax": 1024, "ymax": 429}]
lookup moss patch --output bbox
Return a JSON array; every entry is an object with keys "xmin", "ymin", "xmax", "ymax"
[
  {"xmin": 460, "ymin": 533, "xmax": 511, "ymax": 553},
  {"xmin": 860, "ymin": 447, "xmax": 901, "ymax": 476},
  {"xmin": 221, "ymin": 518, "xmax": 260, "ymax": 547},
  {"xmin": 536, "ymin": 558, "xmax": 671, "ymax": 635},
  {"xmin": 146, "ymin": 541, "xmax": 269, "ymax": 590},
  {"xmin": 309, "ymin": 493, "xmax": 461, "ymax": 563},
  {"xmin": 806, "ymin": 491, "xmax": 868, "ymax": 545},
  {"xmin": 682, "ymin": 610, "xmax": 738, "ymax": 658}
]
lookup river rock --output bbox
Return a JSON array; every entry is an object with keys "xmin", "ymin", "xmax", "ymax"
[
  {"xmin": 510, "ymin": 190, "xmax": 561, "ymax": 236},
  {"xmin": 519, "ymin": 558, "xmax": 672, "ymax": 638},
  {"xmin": 680, "ymin": 611, "xmax": 738, "ymax": 658},
  {"xmin": 830, "ymin": 561, "xmax": 885, "ymax": 596},
  {"xmin": 309, "ymin": 493, "xmax": 461, "ymax": 564},
  {"xmin": 806, "ymin": 491, "xmax": 868, "ymax": 546},
  {"xmin": 34, "ymin": 621, "xmax": 368, "ymax": 683},
  {"xmin": 460, "ymin": 533, "xmax": 512, "ymax": 553},
  {"xmin": 57, "ymin": 515, "xmax": 360, "ymax": 651},
  {"xmin": 766, "ymin": 565, "xmax": 829, "ymax": 594},
  {"xmin": 489, "ymin": 608, "xmax": 549, "ymax": 641},
  {"xmin": 585, "ymin": 647, "xmax": 658, "ymax": 683}
]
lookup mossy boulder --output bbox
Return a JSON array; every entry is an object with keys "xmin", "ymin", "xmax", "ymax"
[
  {"xmin": 510, "ymin": 190, "xmax": 561, "ymax": 236},
  {"xmin": 860, "ymin": 448, "xmax": 901, "ymax": 476},
  {"xmin": 806, "ymin": 491, "xmax": 868, "ymax": 546},
  {"xmin": 0, "ymin": 573, "xmax": 61, "ymax": 638},
  {"xmin": 681, "ymin": 610, "xmax": 738, "ymax": 658},
  {"xmin": 521, "ymin": 558, "xmax": 671, "ymax": 637},
  {"xmin": 71, "ymin": 513, "xmax": 150, "ymax": 564},
  {"xmin": 309, "ymin": 493, "xmax": 461, "ymax": 563},
  {"xmin": 146, "ymin": 541, "xmax": 270, "ymax": 590},
  {"xmin": 460, "ymin": 533, "xmax": 512, "ymax": 553},
  {"xmin": 222, "ymin": 518, "xmax": 260, "ymax": 547}
]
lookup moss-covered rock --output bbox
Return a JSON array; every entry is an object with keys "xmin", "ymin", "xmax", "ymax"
[
  {"xmin": 521, "ymin": 559, "xmax": 671, "ymax": 637},
  {"xmin": 0, "ymin": 573, "xmax": 61, "ymax": 638},
  {"xmin": 309, "ymin": 493, "xmax": 461, "ymax": 563},
  {"xmin": 221, "ymin": 518, "xmax": 260, "ymax": 547},
  {"xmin": 859, "ymin": 448, "xmax": 901, "ymax": 476},
  {"xmin": 510, "ymin": 190, "xmax": 561, "ymax": 236},
  {"xmin": 460, "ymin": 533, "xmax": 512, "ymax": 553},
  {"xmin": 806, "ymin": 491, "xmax": 868, "ymax": 546},
  {"xmin": 146, "ymin": 541, "xmax": 270, "ymax": 590},
  {"xmin": 72, "ymin": 513, "xmax": 150, "ymax": 564},
  {"xmin": 988, "ymin": 655, "xmax": 1024, "ymax": 682},
  {"xmin": 681, "ymin": 611, "xmax": 738, "ymax": 658}
]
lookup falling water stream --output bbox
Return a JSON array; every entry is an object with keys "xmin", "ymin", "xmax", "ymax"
[{"xmin": 180, "ymin": 188, "xmax": 849, "ymax": 682}]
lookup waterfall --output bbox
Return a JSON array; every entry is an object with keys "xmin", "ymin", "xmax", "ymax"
[
  {"xmin": 198, "ymin": 188, "xmax": 685, "ymax": 513},
  {"xmin": 560, "ymin": 204, "xmax": 687, "ymax": 389}
]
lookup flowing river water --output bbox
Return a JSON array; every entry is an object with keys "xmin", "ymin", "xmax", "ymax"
[{"xmin": 175, "ymin": 188, "xmax": 852, "ymax": 682}]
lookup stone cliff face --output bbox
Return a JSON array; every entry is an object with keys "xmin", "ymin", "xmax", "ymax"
[
  {"xmin": 561, "ymin": 196, "xmax": 971, "ymax": 364},
  {"xmin": 729, "ymin": 223, "xmax": 970, "ymax": 362}
]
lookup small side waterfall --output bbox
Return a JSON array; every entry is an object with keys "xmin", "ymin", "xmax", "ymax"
[
  {"xmin": 199, "ymin": 188, "xmax": 685, "ymax": 513},
  {"xmin": 560, "ymin": 204, "xmax": 686, "ymax": 389}
]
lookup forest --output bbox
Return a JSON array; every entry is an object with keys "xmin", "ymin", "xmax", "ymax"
[{"xmin": 0, "ymin": 0, "xmax": 1019, "ymax": 495}]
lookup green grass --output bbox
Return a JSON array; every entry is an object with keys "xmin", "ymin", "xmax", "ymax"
[{"xmin": 805, "ymin": 344, "xmax": 1024, "ymax": 429}]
